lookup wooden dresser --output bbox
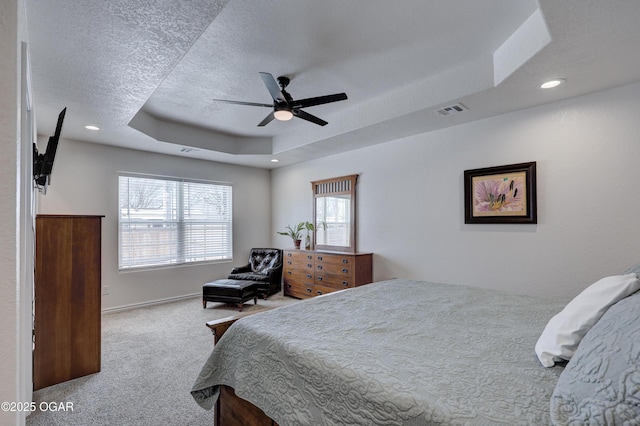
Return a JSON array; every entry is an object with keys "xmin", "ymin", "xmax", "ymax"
[{"xmin": 283, "ymin": 249, "xmax": 373, "ymax": 299}]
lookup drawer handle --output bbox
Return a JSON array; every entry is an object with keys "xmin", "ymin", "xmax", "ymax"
[
  {"xmin": 307, "ymin": 274, "xmax": 313, "ymax": 279},
  {"xmin": 342, "ymin": 259, "xmax": 348, "ymax": 264},
  {"xmin": 287, "ymin": 284, "xmax": 291, "ymax": 288},
  {"xmin": 317, "ymin": 256, "xmax": 323, "ymax": 261},
  {"xmin": 307, "ymin": 255, "xmax": 312, "ymax": 259},
  {"xmin": 287, "ymin": 271, "xmax": 291, "ymax": 275},
  {"xmin": 287, "ymin": 253, "xmax": 292, "ymax": 257},
  {"xmin": 307, "ymin": 263, "xmax": 312, "ymax": 268},
  {"xmin": 287, "ymin": 260, "xmax": 292, "ymax": 264},
  {"xmin": 306, "ymin": 288, "xmax": 312, "ymax": 293},
  {"xmin": 317, "ymin": 290, "xmax": 323, "ymax": 295},
  {"xmin": 317, "ymin": 265, "xmax": 323, "ymax": 270},
  {"xmin": 342, "ymin": 281, "xmax": 348, "ymax": 286},
  {"xmin": 317, "ymin": 276, "xmax": 323, "ymax": 281},
  {"xmin": 342, "ymin": 268, "xmax": 348, "ymax": 273}
]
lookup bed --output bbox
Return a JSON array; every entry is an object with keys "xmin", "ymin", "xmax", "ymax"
[{"xmin": 192, "ymin": 275, "xmax": 640, "ymax": 425}]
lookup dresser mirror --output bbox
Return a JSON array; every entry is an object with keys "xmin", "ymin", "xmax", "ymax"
[{"xmin": 312, "ymin": 174, "xmax": 358, "ymax": 252}]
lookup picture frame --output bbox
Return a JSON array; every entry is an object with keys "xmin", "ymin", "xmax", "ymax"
[{"xmin": 464, "ymin": 162, "xmax": 537, "ymax": 224}]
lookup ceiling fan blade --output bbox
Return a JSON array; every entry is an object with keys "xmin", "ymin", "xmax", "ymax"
[
  {"xmin": 257, "ymin": 111, "xmax": 276, "ymax": 127},
  {"xmin": 291, "ymin": 93, "xmax": 348, "ymax": 109},
  {"xmin": 212, "ymin": 98, "xmax": 272, "ymax": 108},
  {"xmin": 259, "ymin": 72, "xmax": 287, "ymax": 103},
  {"xmin": 293, "ymin": 109, "xmax": 328, "ymax": 126}
]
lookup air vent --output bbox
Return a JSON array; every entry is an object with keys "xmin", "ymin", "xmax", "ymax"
[
  {"xmin": 180, "ymin": 147, "xmax": 199, "ymax": 153},
  {"xmin": 435, "ymin": 103, "xmax": 468, "ymax": 116}
]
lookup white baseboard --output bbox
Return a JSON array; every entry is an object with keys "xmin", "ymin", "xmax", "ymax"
[{"xmin": 102, "ymin": 293, "xmax": 201, "ymax": 314}]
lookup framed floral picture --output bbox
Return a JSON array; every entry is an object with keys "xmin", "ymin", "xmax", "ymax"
[{"xmin": 464, "ymin": 162, "xmax": 537, "ymax": 224}]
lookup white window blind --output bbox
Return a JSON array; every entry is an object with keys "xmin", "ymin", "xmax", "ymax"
[
  {"xmin": 315, "ymin": 196, "xmax": 351, "ymax": 246},
  {"xmin": 118, "ymin": 174, "xmax": 232, "ymax": 270}
]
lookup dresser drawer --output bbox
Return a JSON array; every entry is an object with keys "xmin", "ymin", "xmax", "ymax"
[
  {"xmin": 315, "ymin": 273, "xmax": 353, "ymax": 289},
  {"xmin": 315, "ymin": 263, "xmax": 354, "ymax": 277},
  {"xmin": 314, "ymin": 284, "xmax": 343, "ymax": 297},
  {"xmin": 314, "ymin": 254, "xmax": 355, "ymax": 269},
  {"xmin": 284, "ymin": 269, "xmax": 315, "ymax": 283},
  {"xmin": 285, "ymin": 251, "xmax": 314, "ymax": 270},
  {"xmin": 284, "ymin": 281, "xmax": 315, "ymax": 299}
]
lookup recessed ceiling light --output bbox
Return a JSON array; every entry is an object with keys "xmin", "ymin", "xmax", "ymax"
[
  {"xmin": 270, "ymin": 159, "xmax": 279, "ymax": 163},
  {"xmin": 540, "ymin": 79, "xmax": 565, "ymax": 89},
  {"xmin": 84, "ymin": 125, "xmax": 100, "ymax": 131}
]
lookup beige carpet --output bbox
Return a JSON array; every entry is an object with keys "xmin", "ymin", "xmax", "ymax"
[{"xmin": 27, "ymin": 292, "xmax": 299, "ymax": 426}]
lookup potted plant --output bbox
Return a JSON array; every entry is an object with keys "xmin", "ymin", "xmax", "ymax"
[
  {"xmin": 277, "ymin": 222, "xmax": 306, "ymax": 249},
  {"xmin": 302, "ymin": 221, "xmax": 315, "ymax": 250}
]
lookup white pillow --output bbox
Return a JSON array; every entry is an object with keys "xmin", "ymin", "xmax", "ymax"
[{"xmin": 535, "ymin": 273, "xmax": 640, "ymax": 367}]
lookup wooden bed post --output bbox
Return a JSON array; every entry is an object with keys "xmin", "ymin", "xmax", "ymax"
[
  {"xmin": 206, "ymin": 315, "xmax": 242, "ymax": 344},
  {"xmin": 205, "ymin": 311, "xmax": 279, "ymax": 426}
]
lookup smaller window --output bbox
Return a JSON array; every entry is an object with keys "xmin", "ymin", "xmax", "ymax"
[{"xmin": 312, "ymin": 174, "xmax": 358, "ymax": 253}]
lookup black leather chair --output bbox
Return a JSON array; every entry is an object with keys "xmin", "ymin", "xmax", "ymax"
[{"xmin": 227, "ymin": 248, "xmax": 283, "ymax": 298}]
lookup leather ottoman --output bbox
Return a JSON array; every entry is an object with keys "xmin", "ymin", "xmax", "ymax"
[{"xmin": 202, "ymin": 279, "xmax": 259, "ymax": 311}]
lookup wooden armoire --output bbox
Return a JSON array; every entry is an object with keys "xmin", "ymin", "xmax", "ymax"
[{"xmin": 33, "ymin": 215, "xmax": 103, "ymax": 390}]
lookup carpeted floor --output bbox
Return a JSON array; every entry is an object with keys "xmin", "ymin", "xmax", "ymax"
[{"xmin": 26, "ymin": 293, "xmax": 298, "ymax": 426}]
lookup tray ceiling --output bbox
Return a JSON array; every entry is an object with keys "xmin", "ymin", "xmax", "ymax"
[{"xmin": 25, "ymin": 0, "xmax": 640, "ymax": 168}]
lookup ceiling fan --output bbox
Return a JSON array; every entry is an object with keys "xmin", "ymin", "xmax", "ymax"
[{"xmin": 212, "ymin": 72, "xmax": 348, "ymax": 127}]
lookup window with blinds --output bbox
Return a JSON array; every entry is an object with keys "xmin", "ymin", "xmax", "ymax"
[
  {"xmin": 118, "ymin": 174, "xmax": 232, "ymax": 270},
  {"xmin": 312, "ymin": 174, "xmax": 357, "ymax": 252}
]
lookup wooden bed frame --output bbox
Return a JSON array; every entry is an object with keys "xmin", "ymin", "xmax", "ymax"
[{"xmin": 206, "ymin": 312, "xmax": 280, "ymax": 426}]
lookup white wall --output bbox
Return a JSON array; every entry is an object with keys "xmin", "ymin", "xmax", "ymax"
[
  {"xmin": 38, "ymin": 140, "xmax": 272, "ymax": 310},
  {"xmin": 1, "ymin": 0, "xmax": 29, "ymax": 424},
  {"xmin": 272, "ymin": 81, "xmax": 640, "ymax": 300},
  {"xmin": 29, "ymin": 74, "xmax": 640, "ymax": 306}
]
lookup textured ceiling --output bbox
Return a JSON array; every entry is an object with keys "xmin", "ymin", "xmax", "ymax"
[{"xmin": 25, "ymin": 0, "xmax": 640, "ymax": 169}]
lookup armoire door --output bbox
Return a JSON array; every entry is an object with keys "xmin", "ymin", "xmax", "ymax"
[{"xmin": 33, "ymin": 215, "xmax": 103, "ymax": 390}]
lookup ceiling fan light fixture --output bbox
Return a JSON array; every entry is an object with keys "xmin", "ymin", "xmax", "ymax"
[
  {"xmin": 274, "ymin": 108, "xmax": 293, "ymax": 121},
  {"xmin": 215, "ymin": 73, "xmax": 347, "ymax": 127}
]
